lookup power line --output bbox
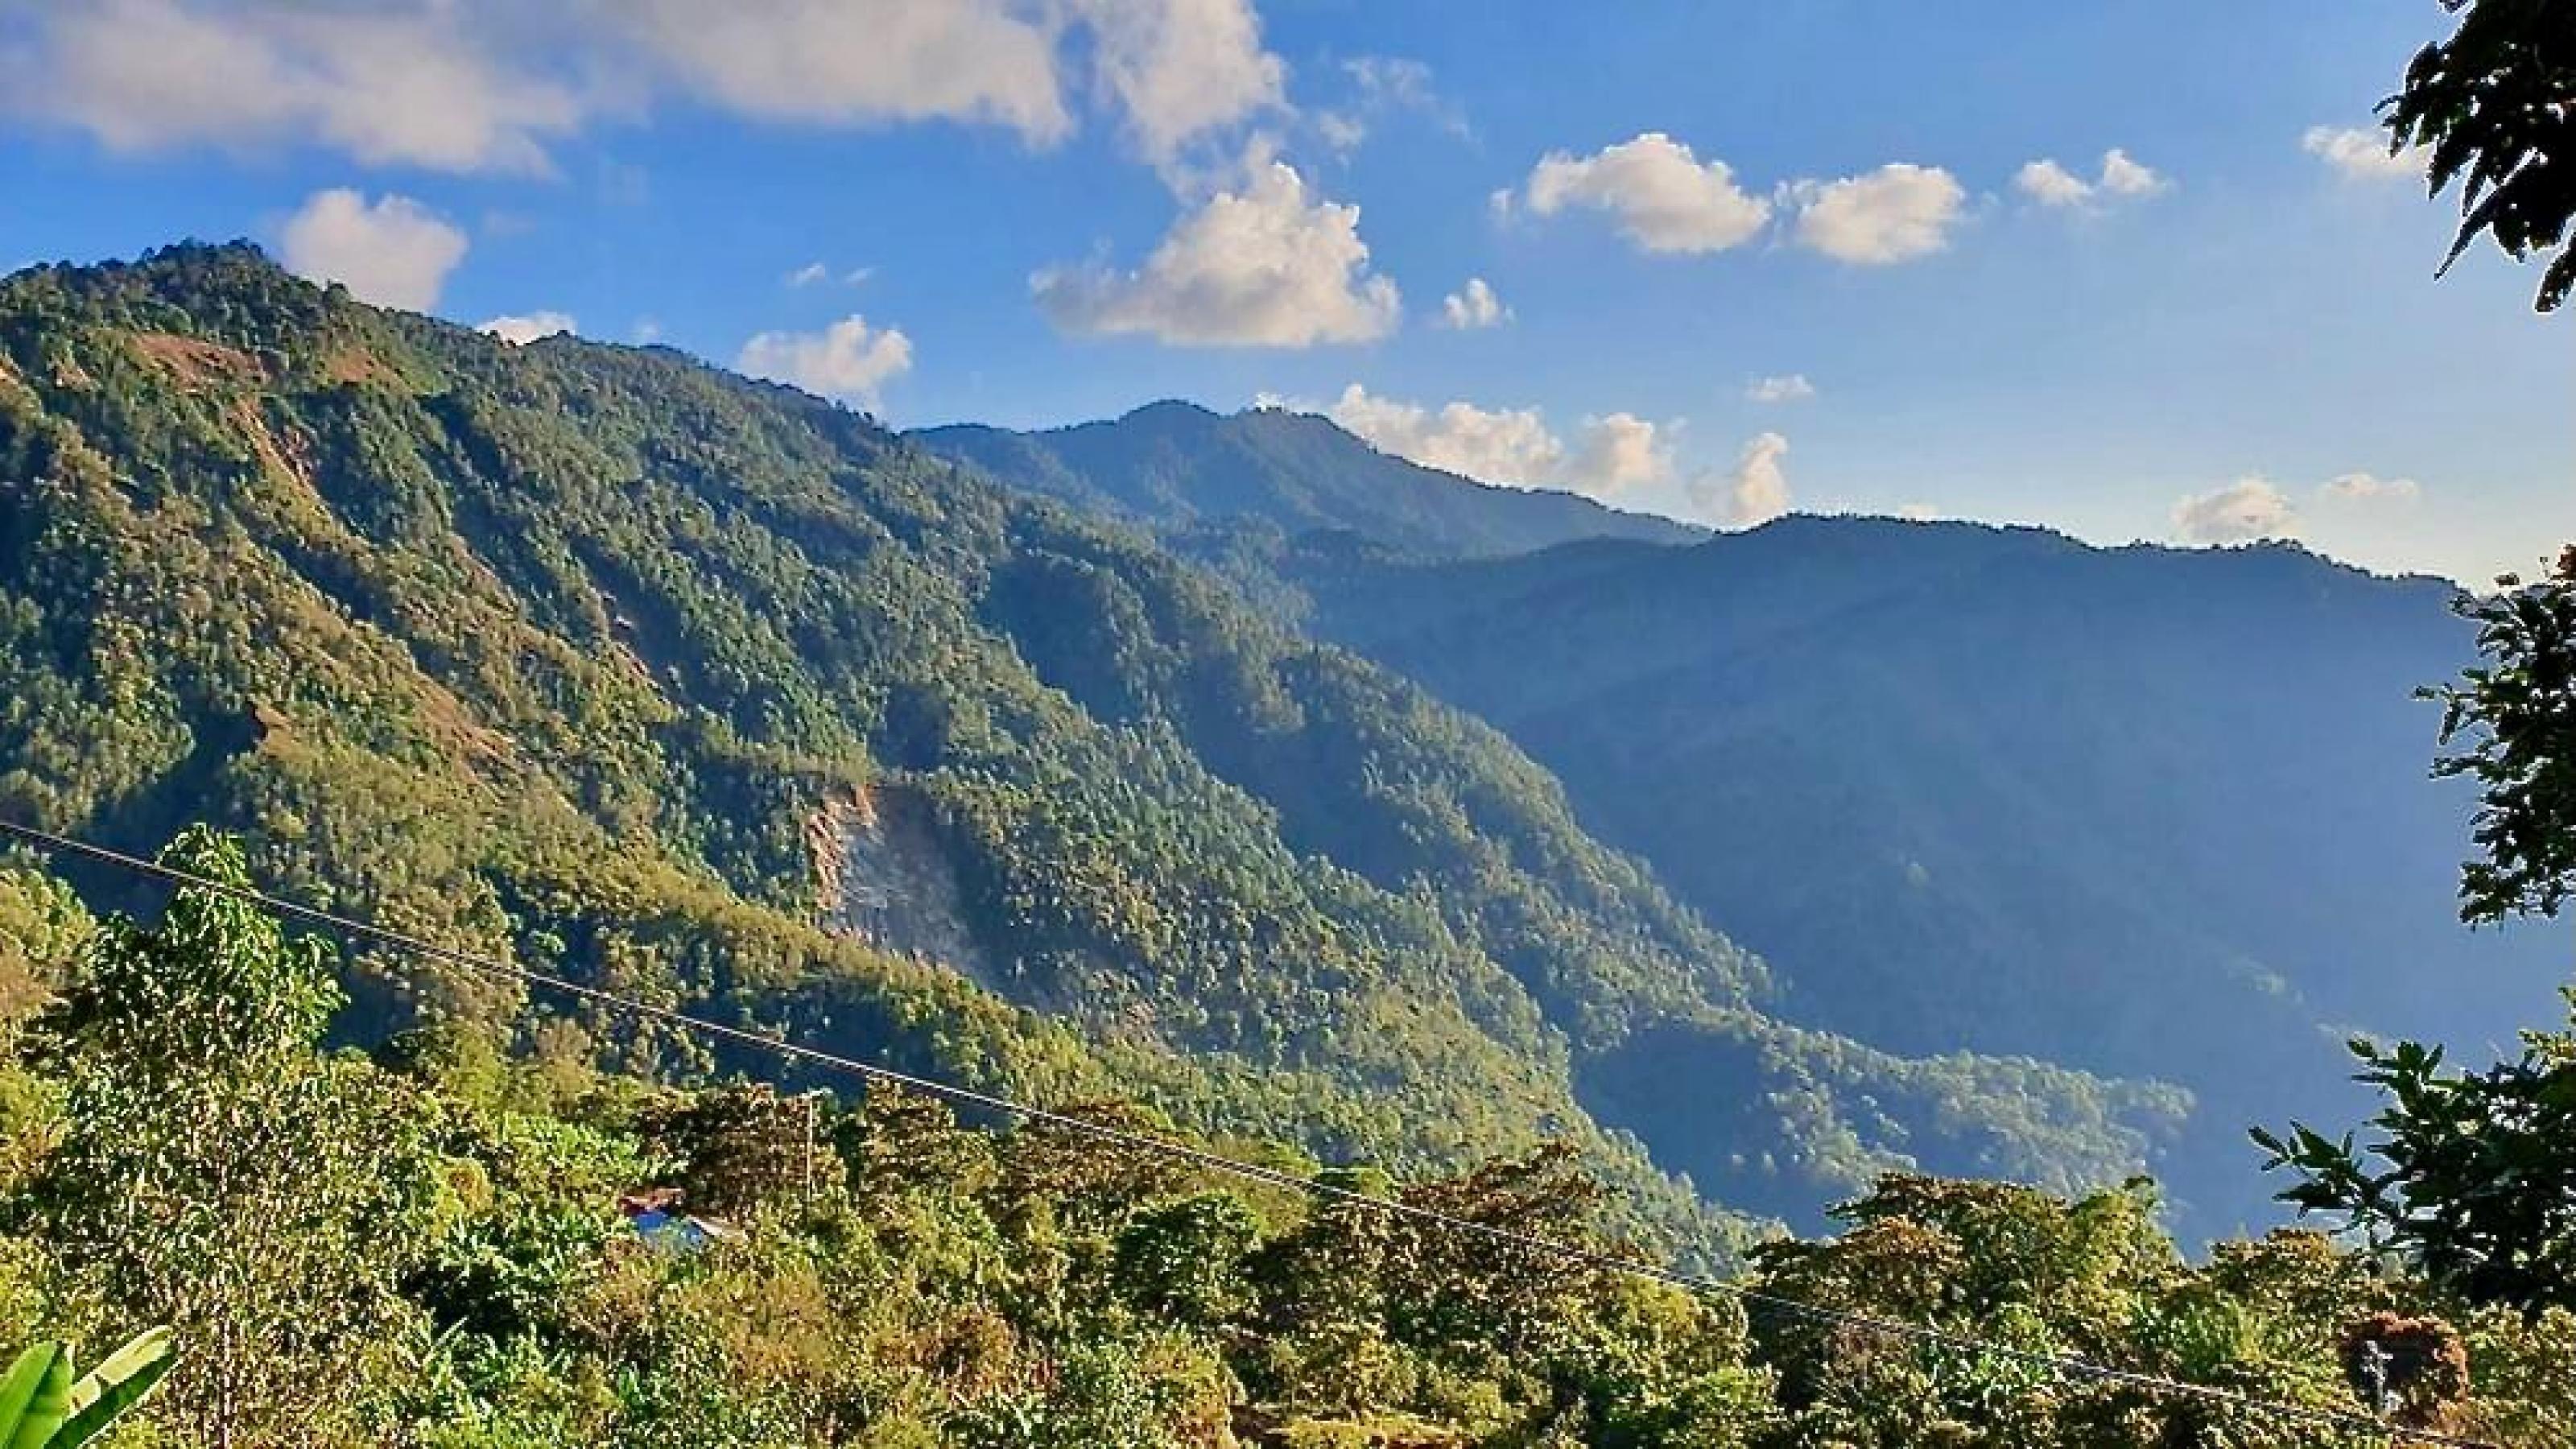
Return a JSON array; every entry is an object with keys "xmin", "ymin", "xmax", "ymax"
[{"xmin": 0, "ymin": 817, "xmax": 2488, "ymax": 1447}]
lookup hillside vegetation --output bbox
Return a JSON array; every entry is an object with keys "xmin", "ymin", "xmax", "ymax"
[
  {"xmin": 0, "ymin": 246, "xmax": 2177, "ymax": 1248},
  {"xmin": 2, "ymin": 835, "xmax": 2566, "ymax": 1447}
]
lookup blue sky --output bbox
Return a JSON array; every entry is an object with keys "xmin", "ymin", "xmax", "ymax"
[{"xmin": 1, "ymin": 0, "xmax": 2565, "ymax": 582}]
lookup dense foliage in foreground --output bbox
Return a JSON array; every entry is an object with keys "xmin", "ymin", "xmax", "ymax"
[{"xmin": 2, "ymin": 834, "xmax": 2571, "ymax": 1448}]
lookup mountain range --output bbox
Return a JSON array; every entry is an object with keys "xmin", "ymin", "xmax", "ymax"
[
  {"xmin": 2, "ymin": 245, "xmax": 2553, "ymax": 1249},
  {"xmin": 0, "ymin": 246, "xmax": 2206, "ymax": 1257},
  {"xmin": 928, "ymin": 402, "xmax": 2570, "ymax": 1238}
]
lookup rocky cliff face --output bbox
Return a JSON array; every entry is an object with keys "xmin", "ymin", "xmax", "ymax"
[{"xmin": 809, "ymin": 783, "xmax": 988, "ymax": 984}]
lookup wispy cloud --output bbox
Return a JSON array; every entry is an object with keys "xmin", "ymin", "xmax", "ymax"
[
  {"xmin": 0, "ymin": 0, "xmax": 1286, "ymax": 175},
  {"xmin": 2319, "ymin": 471, "xmax": 2422, "ymax": 502},
  {"xmin": 2303, "ymin": 125, "xmax": 2428, "ymax": 182}
]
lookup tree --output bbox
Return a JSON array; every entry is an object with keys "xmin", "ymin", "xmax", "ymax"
[
  {"xmin": 22, "ymin": 828, "xmax": 442, "ymax": 1446},
  {"xmin": 2424, "ymin": 547, "xmax": 2576, "ymax": 923},
  {"xmin": 1111, "ymin": 1191, "xmax": 1260, "ymax": 1329},
  {"xmin": 0, "ymin": 863, "xmax": 89, "ymax": 1042},
  {"xmin": 2253, "ymin": 1032, "xmax": 2576, "ymax": 1316},
  {"xmin": 642, "ymin": 1080, "xmax": 835, "ymax": 1220},
  {"xmin": 1382, "ymin": 1145, "xmax": 1611, "ymax": 1354},
  {"xmin": 2385, "ymin": 0, "xmax": 2576, "ymax": 312},
  {"xmin": 2256, "ymin": 551, "xmax": 2576, "ymax": 1315}
]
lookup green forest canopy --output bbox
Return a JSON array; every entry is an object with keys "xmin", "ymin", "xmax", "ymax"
[{"xmin": 2, "ymin": 830, "xmax": 2569, "ymax": 1447}]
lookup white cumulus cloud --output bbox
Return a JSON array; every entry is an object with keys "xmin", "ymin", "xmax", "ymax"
[
  {"xmin": 1071, "ymin": 0, "xmax": 1284, "ymax": 165},
  {"xmin": 1439, "ymin": 277, "xmax": 1510, "ymax": 329},
  {"xmin": 1517, "ymin": 138, "xmax": 1981, "ymax": 267},
  {"xmin": 2303, "ymin": 125, "xmax": 2429, "ymax": 181},
  {"xmin": 1327, "ymin": 384, "xmax": 1566, "ymax": 484},
  {"xmin": 1033, "ymin": 161, "xmax": 1401, "ymax": 346},
  {"xmin": 2173, "ymin": 477, "xmax": 2299, "ymax": 543},
  {"xmin": 1745, "ymin": 374, "xmax": 1816, "ymax": 404},
  {"xmin": 1323, "ymin": 384, "xmax": 1677, "ymax": 499},
  {"xmin": 2099, "ymin": 148, "xmax": 2167, "ymax": 196},
  {"xmin": 279, "ymin": 188, "xmax": 469, "ymax": 310},
  {"xmin": 1564, "ymin": 412, "xmax": 1671, "ymax": 495},
  {"xmin": 1790, "ymin": 163, "xmax": 1967, "ymax": 264},
  {"xmin": 1521, "ymin": 132, "xmax": 1772, "ymax": 254},
  {"xmin": 479, "ymin": 310, "xmax": 576, "ymax": 344},
  {"xmin": 2014, "ymin": 159, "xmax": 2094, "ymax": 208},
  {"xmin": 736, "ymin": 314, "xmax": 914, "ymax": 403},
  {"xmin": 1702, "ymin": 431, "xmax": 1790, "ymax": 527},
  {"xmin": 2016, "ymin": 148, "xmax": 2169, "ymax": 209}
]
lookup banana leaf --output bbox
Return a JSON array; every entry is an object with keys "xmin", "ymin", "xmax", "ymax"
[{"xmin": 56, "ymin": 1329, "xmax": 175, "ymax": 1449}]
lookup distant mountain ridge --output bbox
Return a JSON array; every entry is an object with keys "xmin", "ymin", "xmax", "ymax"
[
  {"xmin": 1294, "ymin": 516, "xmax": 2567, "ymax": 1234},
  {"xmin": 939, "ymin": 403, "xmax": 2565, "ymax": 1238},
  {"xmin": 914, "ymin": 401, "xmax": 1703, "ymax": 562}
]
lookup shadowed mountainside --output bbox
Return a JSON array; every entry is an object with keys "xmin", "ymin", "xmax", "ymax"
[
  {"xmin": 938, "ymin": 404, "xmax": 2566, "ymax": 1237},
  {"xmin": 1294, "ymin": 518, "xmax": 2568, "ymax": 1235}
]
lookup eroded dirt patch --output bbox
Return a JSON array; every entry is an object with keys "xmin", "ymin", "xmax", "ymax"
[{"xmin": 128, "ymin": 330, "xmax": 265, "ymax": 387}]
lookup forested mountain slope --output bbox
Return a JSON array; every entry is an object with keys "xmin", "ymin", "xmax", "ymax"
[
  {"xmin": 0, "ymin": 245, "xmax": 2175, "ymax": 1245},
  {"xmin": 914, "ymin": 401, "xmax": 1702, "ymax": 564},
  {"xmin": 1296, "ymin": 517, "xmax": 2570, "ymax": 1234}
]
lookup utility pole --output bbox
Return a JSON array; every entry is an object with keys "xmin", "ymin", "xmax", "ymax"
[{"xmin": 802, "ymin": 1090, "xmax": 819, "ymax": 1216}]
